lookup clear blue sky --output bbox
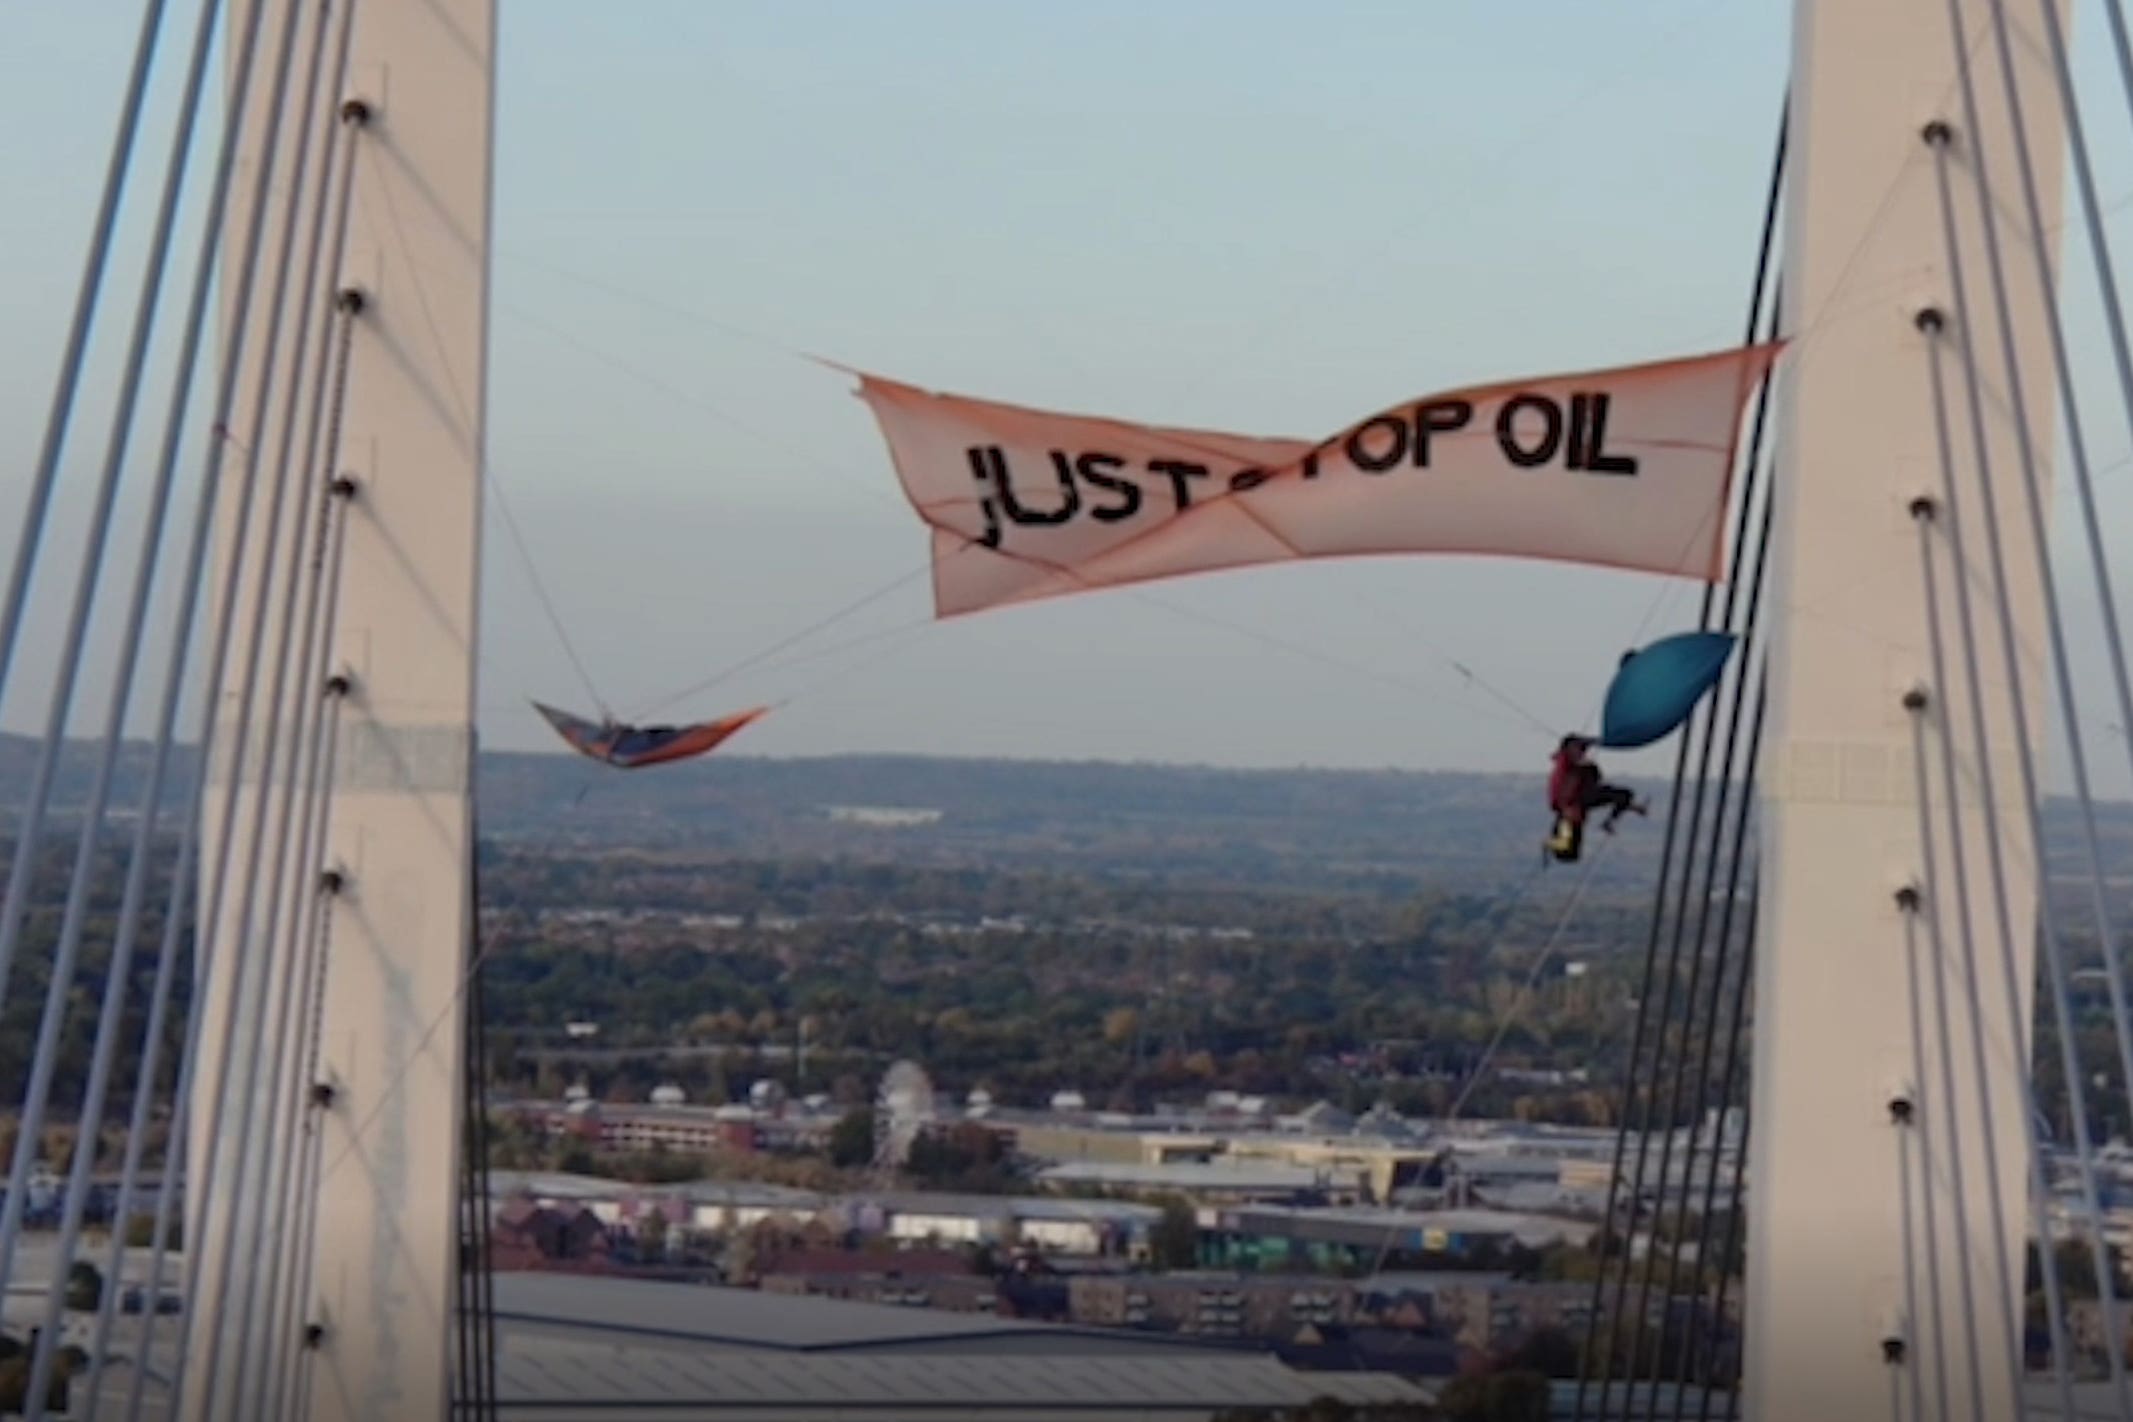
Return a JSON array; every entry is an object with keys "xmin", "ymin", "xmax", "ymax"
[{"xmin": 3, "ymin": 2, "xmax": 2129, "ymax": 785}]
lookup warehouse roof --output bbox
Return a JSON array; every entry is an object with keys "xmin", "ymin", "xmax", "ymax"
[
  {"xmin": 493, "ymin": 1273, "xmax": 1215, "ymax": 1356},
  {"xmin": 499, "ymin": 1334, "xmax": 1435, "ymax": 1417}
]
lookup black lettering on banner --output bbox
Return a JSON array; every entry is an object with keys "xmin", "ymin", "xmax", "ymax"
[
  {"xmin": 1580, "ymin": 392, "xmax": 1638, "ymax": 475},
  {"xmin": 966, "ymin": 447, "xmax": 1004, "ymax": 548},
  {"xmin": 1566, "ymin": 393, "xmax": 1593, "ymax": 469},
  {"xmin": 1344, "ymin": 416, "xmax": 1408, "ymax": 473},
  {"xmin": 961, "ymin": 386, "xmax": 1635, "ymax": 554},
  {"xmin": 1148, "ymin": 458, "xmax": 1211, "ymax": 511},
  {"xmin": 1494, "ymin": 394, "xmax": 1563, "ymax": 468},
  {"xmin": 1411, "ymin": 399, "xmax": 1472, "ymax": 468},
  {"xmin": 992, "ymin": 447, "xmax": 1078, "ymax": 525},
  {"xmin": 1075, "ymin": 451, "xmax": 1144, "ymax": 521}
]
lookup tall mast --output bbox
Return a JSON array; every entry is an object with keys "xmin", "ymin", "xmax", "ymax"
[
  {"xmin": 1748, "ymin": 3, "xmax": 2069, "ymax": 1418},
  {"xmin": 191, "ymin": 2, "xmax": 495, "ymax": 1418}
]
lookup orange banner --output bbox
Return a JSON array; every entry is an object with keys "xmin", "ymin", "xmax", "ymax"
[{"xmin": 856, "ymin": 342, "xmax": 1782, "ymax": 618}]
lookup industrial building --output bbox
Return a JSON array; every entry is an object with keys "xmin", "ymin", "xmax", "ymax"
[{"xmin": 72, "ymin": 1269, "xmax": 1438, "ymax": 1419}]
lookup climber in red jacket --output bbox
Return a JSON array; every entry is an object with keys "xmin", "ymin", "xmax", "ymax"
[{"xmin": 1549, "ymin": 735, "xmax": 1645, "ymax": 830}]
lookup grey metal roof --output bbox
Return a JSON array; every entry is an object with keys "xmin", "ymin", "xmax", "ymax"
[
  {"xmin": 486, "ymin": 1171, "xmax": 827, "ymax": 1210},
  {"xmin": 850, "ymin": 1190, "xmax": 1163, "ymax": 1225},
  {"xmin": 1036, "ymin": 1160, "xmax": 1329, "ymax": 1190},
  {"xmin": 1213, "ymin": 1203, "xmax": 1594, "ymax": 1249},
  {"xmin": 1447, "ymin": 1153, "xmax": 1564, "ymax": 1179},
  {"xmin": 492, "ymin": 1273, "xmax": 1216, "ymax": 1356},
  {"xmin": 76, "ymin": 1291, "xmax": 1432, "ymax": 1421},
  {"xmin": 500, "ymin": 1334, "xmax": 1435, "ymax": 1415},
  {"xmin": 1362, "ymin": 1269, "xmax": 1518, "ymax": 1293}
]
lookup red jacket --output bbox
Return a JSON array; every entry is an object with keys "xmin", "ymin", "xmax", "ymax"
[{"xmin": 1548, "ymin": 750, "xmax": 1584, "ymax": 819}]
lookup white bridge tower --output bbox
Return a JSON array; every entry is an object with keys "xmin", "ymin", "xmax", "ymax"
[
  {"xmin": 189, "ymin": 2, "xmax": 495, "ymax": 1419},
  {"xmin": 1749, "ymin": 2, "xmax": 2070, "ymax": 1419}
]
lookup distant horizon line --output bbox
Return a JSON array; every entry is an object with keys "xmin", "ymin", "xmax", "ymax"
[
  {"xmin": 8, "ymin": 730, "xmax": 2128, "ymax": 805},
  {"xmin": 0, "ymin": 726, "xmax": 1551, "ymax": 781}
]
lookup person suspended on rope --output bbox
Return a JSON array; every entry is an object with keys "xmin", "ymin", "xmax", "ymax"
[
  {"xmin": 1545, "ymin": 735, "xmax": 1645, "ymax": 861},
  {"xmin": 1551, "ymin": 735, "xmax": 1646, "ymax": 831},
  {"xmin": 534, "ymin": 701, "xmax": 770, "ymax": 770}
]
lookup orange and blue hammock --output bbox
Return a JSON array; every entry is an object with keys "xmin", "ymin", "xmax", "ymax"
[{"xmin": 534, "ymin": 701, "xmax": 768, "ymax": 769}]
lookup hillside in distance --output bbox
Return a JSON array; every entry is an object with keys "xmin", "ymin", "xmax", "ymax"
[
  {"xmin": 5, "ymin": 734, "xmax": 2126, "ymax": 905},
  {"xmin": 0, "ymin": 732, "xmax": 1656, "ymax": 896},
  {"xmin": 488, "ymin": 750, "xmax": 1692, "ymax": 898}
]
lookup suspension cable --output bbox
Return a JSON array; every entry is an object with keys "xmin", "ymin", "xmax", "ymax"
[
  {"xmin": 1898, "ymin": 887, "xmax": 1956, "ymax": 1422},
  {"xmin": 220, "ymin": 14, "xmax": 364, "ymax": 1403},
  {"xmin": 1979, "ymin": 0, "xmax": 2133, "ymax": 1144},
  {"xmin": 1630, "ymin": 411, "xmax": 1778, "ymax": 1419},
  {"xmin": 32, "ymin": 13, "xmax": 362, "ymax": 1398},
  {"xmin": 202, "ymin": 318, "xmax": 358, "ymax": 1422},
  {"xmin": 1668, "ymin": 687, "xmax": 1765, "ymax": 1421},
  {"xmin": 164, "ymin": 5, "xmax": 344, "ymax": 1408},
  {"xmin": 2031, "ymin": 0, "xmax": 2133, "ymax": 796},
  {"xmin": 1914, "ymin": 314, "xmax": 2017, "ymax": 1422},
  {"xmin": 1641, "ymin": 666, "xmax": 1768, "ymax": 1416},
  {"xmin": 0, "ymin": 22, "xmax": 205, "ymax": 1022},
  {"xmin": 1441, "ymin": 854, "xmax": 1608, "ymax": 1125},
  {"xmin": 453, "ymin": 817, "xmax": 502, "ymax": 1422},
  {"xmin": 1926, "ymin": 26, "xmax": 2130, "ymax": 1386},
  {"xmin": 1908, "ymin": 721, "xmax": 1991, "ymax": 1422},
  {"xmin": 62, "ymin": 4, "xmax": 309, "ymax": 1411},
  {"xmin": 257, "ymin": 343, "xmax": 368, "ymax": 1422},
  {"xmin": 626, "ymin": 557, "xmax": 943, "ymax": 720},
  {"xmin": 0, "ymin": 0, "xmax": 228, "ymax": 1394},
  {"xmin": 1575, "ymin": 96, "xmax": 1786, "ymax": 1422},
  {"xmin": 491, "ymin": 475, "xmax": 607, "ymax": 714},
  {"xmin": 1918, "ymin": 298, "xmax": 2072, "ymax": 1416},
  {"xmin": 1690, "ymin": 911, "xmax": 1755, "ymax": 1422},
  {"xmin": 263, "ymin": 480, "xmax": 360, "ymax": 1422},
  {"xmin": 1606, "ymin": 362, "xmax": 1774, "ymax": 1419},
  {"xmin": 0, "ymin": 0, "xmax": 169, "ymax": 714},
  {"xmin": 0, "ymin": 0, "xmax": 295, "ymax": 1298},
  {"xmin": 1352, "ymin": 850, "xmax": 1599, "ymax": 1282},
  {"xmin": 1894, "ymin": 1084, "xmax": 1928, "ymax": 1422}
]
